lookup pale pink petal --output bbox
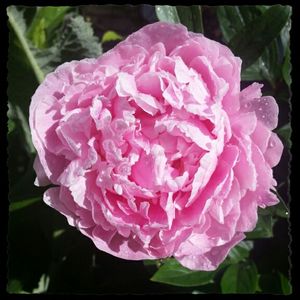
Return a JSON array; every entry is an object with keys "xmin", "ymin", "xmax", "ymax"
[
  {"xmin": 176, "ymin": 232, "xmax": 245, "ymax": 271},
  {"xmin": 91, "ymin": 229, "xmax": 154, "ymax": 260},
  {"xmin": 136, "ymin": 72, "xmax": 163, "ymax": 98},
  {"xmin": 33, "ymin": 156, "xmax": 51, "ymax": 186},
  {"xmin": 236, "ymin": 191, "xmax": 258, "ymax": 232},
  {"xmin": 264, "ymin": 133, "xmax": 284, "ymax": 167},
  {"xmin": 242, "ymin": 96, "xmax": 279, "ymax": 130},
  {"xmin": 124, "ymin": 22, "xmax": 190, "ymax": 54},
  {"xmin": 240, "ymin": 82, "xmax": 263, "ymax": 102},
  {"xmin": 251, "ymin": 121, "xmax": 271, "ymax": 154}
]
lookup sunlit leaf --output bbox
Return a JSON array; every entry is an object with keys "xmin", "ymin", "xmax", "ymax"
[
  {"xmin": 35, "ymin": 14, "xmax": 102, "ymax": 75},
  {"xmin": 155, "ymin": 6, "xmax": 180, "ymax": 24},
  {"xmin": 151, "ymin": 259, "xmax": 216, "ymax": 287},
  {"xmin": 7, "ymin": 6, "xmax": 102, "ymax": 83},
  {"xmin": 27, "ymin": 6, "xmax": 71, "ymax": 48},
  {"xmin": 32, "ymin": 274, "xmax": 50, "ymax": 294},
  {"xmin": 7, "ymin": 6, "xmax": 44, "ymax": 83},
  {"xmin": 102, "ymin": 30, "xmax": 122, "ymax": 43}
]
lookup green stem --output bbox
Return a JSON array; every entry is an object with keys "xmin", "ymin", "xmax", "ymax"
[{"xmin": 8, "ymin": 9, "xmax": 44, "ymax": 84}]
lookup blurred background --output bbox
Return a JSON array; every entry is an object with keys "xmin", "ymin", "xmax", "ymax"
[{"xmin": 7, "ymin": 5, "xmax": 291, "ymax": 294}]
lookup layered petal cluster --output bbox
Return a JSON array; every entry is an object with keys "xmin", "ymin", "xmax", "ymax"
[{"xmin": 29, "ymin": 22, "xmax": 283, "ymax": 270}]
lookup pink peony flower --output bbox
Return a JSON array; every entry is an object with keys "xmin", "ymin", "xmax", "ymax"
[{"xmin": 29, "ymin": 22, "xmax": 283, "ymax": 271}]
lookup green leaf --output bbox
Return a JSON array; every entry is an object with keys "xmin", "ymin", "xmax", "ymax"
[
  {"xmin": 7, "ymin": 6, "xmax": 45, "ymax": 83},
  {"xmin": 229, "ymin": 5, "xmax": 291, "ymax": 69},
  {"xmin": 245, "ymin": 211, "xmax": 274, "ymax": 239},
  {"xmin": 101, "ymin": 30, "xmax": 122, "ymax": 43},
  {"xmin": 58, "ymin": 15, "xmax": 102, "ymax": 58},
  {"xmin": 279, "ymin": 272, "xmax": 292, "ymax": 295},
  {"xmin": 221, "ymin": 261, "xmax": 259, "ymax": 293},
  {"xmin": 29, "ymin": 17, "xmax": 46, "ymax": 49},
  {"xmin": 269, "ymin": 189, "xmax": 290, "ymax": 219},
  {"xmin": 155, "ymin": 6, "xmax": 180, "ymax": 24},
  {"xmin": 7, "ymin": 22, "xmax": 38, "ymax": 122},
  {"xmin": 7, "ymin": 6, "xmax": 102, "ymax": 83},
  {"xmin": 176, "ymin": 6, "xmax": 203, "ymax": 33},
  {"xmin": 258, "ymin": 271, "xmax": 291, "ymax": 294},
  {"xmin": 242, "ymin": 37, "xmax": 284, "ymax": 86},
  {"xmin": 266, "ymin": 202, "xmax": 289, "ymax": 219},
  {"xmin": 27, "ymin": 6, "xmax": 71, "ymax": 48},
  {"xmin": 151, "ymin": 259, "xmax": 216, "ymax": 287},
  {"xmin": 238, "ymin": 6, "xmax": 265, "ymax": 23},
  {"xmin": 7, "ymin": 119, "xmax": 16, "ymax": 134},
  {"xmin": 9, "ymin": 197, "xmax": 41, "ymax": 212},
  {"xmin": 7, "ymin": 279, "xmax": 23, "ymax": 294},
  {"xmin": 276, "ymin": 124, "xmax": 292, "ymax": 149},
  {"xmin": 33, "ymin": 14, "xmax": 103, "ymax": 75},
  {"xmin": 228, "ymin": 241, "xmax": 253, "ymax": 263},
  {"xmin": 241, "ymin": 62, "xmax": 264, "ymax": 81},
  {"xmin": 216, "ymin": 6, "xmax": 245, "ymax": 43},
  {"xmin": 155, "ymin": 5, "xmax": 203, "ymax": 33},
  {"xmin": 281, "ymin": 14, "xmax": 292, "ymax": 88},
  {"xmin": 282, "ymin": 47, "xmax": 291, "ymax": 87},
  {"xmin": 216, "ymin": 6, "xmax": 263, "ymax": 44},
  {"xmin": 259, "ymin": 40, "xmax": 281, "ymax": 88},
  {"xmin": 273, "ymin": 203, "xmax": 290, "ymax": 219},
  {"xmin": 217, "ymin": 6, "xmax": 285, "ymax": 85},
  {"xmin": 280, "ymin": 8, "xmax": 292, "ymax": 57},
  {"xmin": 8, "ymin": 104, "xmax": 35, "ymax": 154}
]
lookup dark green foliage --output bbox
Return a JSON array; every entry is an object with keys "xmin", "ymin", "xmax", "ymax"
[{"xmin": 220, "ymin": 261, "xmax": 259, "ymax": 293}]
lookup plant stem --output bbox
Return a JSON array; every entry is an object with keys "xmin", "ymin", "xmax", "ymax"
[{"xmin": 8, "ymin": 9, "xmax": 45, "ymax": 84}]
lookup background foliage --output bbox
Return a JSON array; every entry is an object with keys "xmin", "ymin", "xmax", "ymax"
[{"xmin": 7, "ymin": 5, "xmax": 292, "ymax": 294}]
